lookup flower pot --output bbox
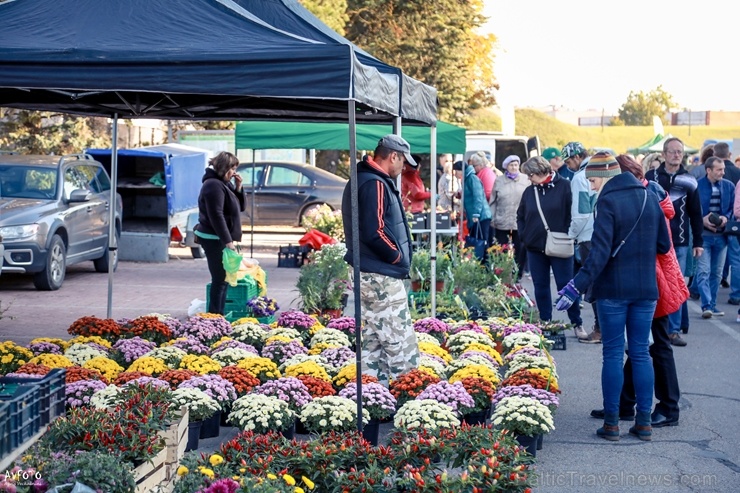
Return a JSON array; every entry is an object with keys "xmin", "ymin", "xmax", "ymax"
[
  {"xmin": 280, "ymin": 420, "xmax": 296, "ymax": 440},
  {"xmin": 220, "ymin": 405, "xmax": 231, "ymax": 426},
  {"xmin": 435, "ymin": 280, "xmax": 444, "ymax": 292},
  {"xmin": 199, "ymin": 411, "xmax": 221, "ymax": 439},
  {"xmin": 321, "ymin": 308, "xmax": 343, "ymax": 320},
  {"xmin": 296, "ymin": 418, "xmax": 310, "ymax": 435},
  {"xmin": 462, "ymin": 408, "xmax": 489, "ymax": 426},
  {"xmin": 186, "ymin": 420, "xmax": 202, "ymax": 452},
  {"xmin": 362, "ymin": 418, "xmax": 380, "ymax": 446},
  {"xmin": 410, "ymin": 280, "xmax": 425, "ymax": 292},
  {"xmin": 537, "ymin": 433, "xmax": 543, "ymax": 450},
  {"xmin": 515, "ymin": 434, "xmax": 538, "ymax": 457}
]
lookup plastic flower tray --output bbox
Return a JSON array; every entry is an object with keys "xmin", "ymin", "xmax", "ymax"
[
  {"xmin": 0, "ymin": 368, "xmax": 67, "ymax": 426},
  {"xmin": 0, "ymin": 384, "xmax": 41, "ymax": 455},
  {"xmin": 206, "ymin": 276, "xmax": 260, "ymax": 319}
]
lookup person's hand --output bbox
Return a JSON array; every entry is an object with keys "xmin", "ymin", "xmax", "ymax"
[
  {"xmin": 693, "ymin": 247, "xmax": 704, "ymax": 258},
  {"xmin": 226, "ymin": 242, "xmax": 237, "ymax": 251},
  {"xmin": 555, "ymin": 280, "xmax": 579, "ymax": 311},
  {"xmin": 233, "ymin": 173, "xmax": 243, "ymax": 191},
  {"xmin": 472, "ymin": 217, "xmax": 479, "ymax": 223}
]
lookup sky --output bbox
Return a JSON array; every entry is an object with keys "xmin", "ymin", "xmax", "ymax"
[{"xmin": 482, "ymin": 0, "xmax": 740, "ymax": 114}]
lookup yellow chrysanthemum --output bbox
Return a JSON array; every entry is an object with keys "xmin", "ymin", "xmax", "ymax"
[
  {"xmin": 198, "ymin": 467, "xmax": 215, "ymax": 479},
  {"xmin": 418, "ymin": 366, "xmax": 439, "ymax": 379},
  {"xmin": 449, "ymin": 364, "xmax": 500, "ymax": 387},
  {"xmin": 211, "ymin": 337, "xmax": 234, "ymax": 349},
  {"xmin": 527, "ymin": 368, "xmax": 559, "ymax": 391},
  {"xmin": 418, "ymin": 342, "xmax": 452, "ymax": 363},
  {"xmin": 27, "ymin": 353, "xmax": 74, "ymax": 369},
  {"xmin": 462, "ymin": 342, "xmax": 503, "ymax": 365},
  {"xmin": 232, "ymin": 316, "xmax": 259, "ymax": 326},
  {"xmin": 264, "ymin": 335, "xmax": 293, "ymax": 345},
  {"xmin": 236, "ymin": 357, "xmax": 281, "ymax": 381},
  {"xmin": 29, "ymin": 337, "xmax": 70, "ymax": 351},
  {"xmin": 332, "ymin": 363, "xmax": 358, "ymax": 387},
  {"xmin": 307, "ymin": 342, "xmax": 340, "ymax": 355},
  {"xmin": 68, "ymin": 335, "xmax": 112, "ymax": 348},
  {"xmin": 179, "ymin": 354, "xmax": 222, "ymax": 375},
  {"xmin": 83, "ymin": 357, "xmax": 124, "ymax": 381},
  {"xmin": 177, "ymin": 466, "xmax": 189, "ymax": 476},
  {"xmin": 283, "ymin": 361, "xmax": 331, "ymax": 382},
  {"xmin": 127, "ymin": 356, "xmax": 169, "ymax": 376},
  {"xmin": 209, "ymin": 454, "xmax": 224, "ymax": 466}
]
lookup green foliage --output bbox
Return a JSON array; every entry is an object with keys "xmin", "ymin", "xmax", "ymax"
[
  {"xmin": 301, "ymin": 0, "xmax": 348, "ymax": 35},
  {"xmin": 0, "ymin": 109, "xmax": 109, "ymax": 154},
  {"xmin": 345, "ymin": 0, "xmax": 496, "ymax": 125},
  {"xmin": 617, "ymin": 85, "xmax": 676, "ymax": 126},
  {"xmin": 296, "ymin": 243, "xmax": 350, "ymax": 312},
  {"xmin": 36, "ymin": 450, "xmax": 137, "ymax": 493}
]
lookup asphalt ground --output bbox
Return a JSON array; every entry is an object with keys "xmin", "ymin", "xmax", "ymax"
[{"xmin": 1, "ymin": 235, "xmax": 738, "ymax": 492}]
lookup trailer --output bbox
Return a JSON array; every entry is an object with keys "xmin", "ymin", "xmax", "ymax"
[{"xmin": 86, "ymin": 144, "xmax": 207, "ymax": 262}]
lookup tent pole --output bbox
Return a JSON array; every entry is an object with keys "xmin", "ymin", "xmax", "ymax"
[
  {"xmin": 250, "ymin": 153, "xmax": 255, "ymax": 258},
  {"xmin": 429, "ymin": 122, "xmax": 437, "ymax": 316},
  {"xmin": 106, "ymin": 113, "xmax": 119, "ymax": 318},
  {"xmin": 349, "ymin": 101, "xmax": 363, "ymax": 433}
]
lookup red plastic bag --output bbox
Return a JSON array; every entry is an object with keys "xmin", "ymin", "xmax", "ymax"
[{"xmin": 299, "ymin": 229, "xmax": 336, "ymax": 250}]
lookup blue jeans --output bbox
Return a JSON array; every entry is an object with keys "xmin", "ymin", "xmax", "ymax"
[
  {"xmin": 727, "ymin": 236, "xmax": 740, "ymax": 300},
  {"xmin": 668, "ymin": 246, "xmax": 689, "ymax": 335},
  {"xmin": 597, "ymin": 298, "xmax": 656, "ymax": 415},
  {"xmin": 528, "ymin": 250, "xmax": 582, "ymax": 326},
  {"xmin": 696, "ymin": 235, "xmax": 728, "ymax": 311}
]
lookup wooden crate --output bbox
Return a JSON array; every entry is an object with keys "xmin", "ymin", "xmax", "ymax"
[
  {"xmin": 162, "ymin": 408, "xmax": 189, "ymax": 481},
  {"xmin": 134, "ymin": 448, "xmax": 167, "ymax": 493}
]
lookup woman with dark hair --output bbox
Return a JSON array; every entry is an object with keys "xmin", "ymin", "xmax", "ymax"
[
  {"xmin": 517, "ymin": 156, "xmax": 582, "ymax": 331},
  {"xmin": 196, "ymin": 151, "xmax": 246, "ymax": 315},
  {"xmin": 556, "ymin": 152, "xmax": 672, "ymax": 442}
]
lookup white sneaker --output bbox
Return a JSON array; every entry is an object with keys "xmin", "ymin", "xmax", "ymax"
[
  {"xmin": 702, "ymin": 309, "xmax": 713, "ymax": 319},
  {"xmin": 712, "ymin": 309, "xmax": 725, "ymax": 316},
  {"xmin": 574, "ymin": 325, "xmax": 588, "ymax": 339}
]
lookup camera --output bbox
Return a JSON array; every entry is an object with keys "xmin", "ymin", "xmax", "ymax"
[{"xmin": 708, "ymin": 212, "xmax": 723, "ymax": 227}]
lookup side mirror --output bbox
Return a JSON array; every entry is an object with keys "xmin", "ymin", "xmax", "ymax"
[{"xmin": 68, "ymin": 189, "xmax": 92, "ymax": 203}]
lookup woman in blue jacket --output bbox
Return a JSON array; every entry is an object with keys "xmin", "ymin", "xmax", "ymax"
[{"xmin": 453, "ymin": 161, "xmax": 491, "ymax": 259}]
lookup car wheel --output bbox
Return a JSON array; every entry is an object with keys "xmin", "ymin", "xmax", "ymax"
[
  {"xmin": 191, "ymin": 246, "xmax": 206, "ymax": 259},
  {"xmin": 33, "ymin": 234, "xmax": 66, "ymax": 290},
  {"xmin": 93, "ymin": 229, "xmax": 120, "ymax": 273}
]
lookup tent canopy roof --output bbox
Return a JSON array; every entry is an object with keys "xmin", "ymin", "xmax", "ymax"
[
  {"xmin": 235, "ymin": 121, "xmax": 465, "ymax": 154},
  {"xmin": 0, "ymin": 0, "xmax": 436, "ymax": 123},
  {"xmin": 628, "ymin": 134, "xmax": 698, "ymax": 154}
]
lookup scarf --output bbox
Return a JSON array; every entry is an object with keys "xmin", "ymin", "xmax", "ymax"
[{"xmin": 506, "ymin": 171, "xmax": 519, "ymax": 180}]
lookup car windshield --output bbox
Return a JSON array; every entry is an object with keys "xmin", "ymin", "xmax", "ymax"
[{"xmin": 0, "ymin": 164, "xmax": 57, "ymax": 200}]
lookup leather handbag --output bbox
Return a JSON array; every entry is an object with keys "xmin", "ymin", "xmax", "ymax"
[
  {"xmin": 534, "ymin": 191, "xmax": 574, "ymax": 258},
  {"xmin": 464, "ymin": 225, "xmax": 487, "ymax": 259}
]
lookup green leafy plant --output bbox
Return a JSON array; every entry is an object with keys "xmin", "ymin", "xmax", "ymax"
[
  {"xmin": 296, "ymin": 243, "xmax": 350, "ymax": 313},
  {"xmin": 300, "ymin": 203, "xmax": 344, "ymax": 240},
  {"xmin": 36, "ymin": 450, "xmax": 137, "ymax": 493}
]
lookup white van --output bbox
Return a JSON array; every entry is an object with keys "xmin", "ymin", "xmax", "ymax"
[{"xmin": 463, "ymin": 131, "xmax": 541, "ymax": 172}]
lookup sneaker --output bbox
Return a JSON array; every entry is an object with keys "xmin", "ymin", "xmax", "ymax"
[
  {"xmin": 669, "ymin": 333, "xmax": 687, "ymax": 347},
  {"xmin": 712, "ymin": 309, "xmax": 725, "ymax": 316},
  {"xmin": 701, "ymin": 309, "xmax": 713, "ymax": 319},
  {"xmin": 736, "ymin": 315, "xmax": 740, "ymax": 323},
  {"xmin": 721, "ymin": 278, "xmax": 730, "ymax": 288},
  {"xmin": 580, "ymin": 328, "xmax": 602, "ymax": 344},
  {"xmin": 574, "ymin": 325, "xmax": 588, "ymax": 339},
  {"xmin": 728, "ymin": 298, "xmax": 740, "ymax": 305}
]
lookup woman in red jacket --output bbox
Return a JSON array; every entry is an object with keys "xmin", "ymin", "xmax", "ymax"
[{"xmin": 590, "ymin": 154, "xmax": 686, "ymax": 434}]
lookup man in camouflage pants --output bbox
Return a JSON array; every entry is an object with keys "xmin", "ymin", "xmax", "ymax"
[{"xmin": 342, "ymin": 135, "xmax": 421, "ymax": 387}]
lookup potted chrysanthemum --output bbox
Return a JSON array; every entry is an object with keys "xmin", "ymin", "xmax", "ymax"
[
  {"xmin": 338, "ymin": 382, "xmax": 396, "ymax": 445},
  {"xmin": 228, "ymin": 393, "xmax": 296, "ymax": 439},
  {"xmin": 298, "ymin": 395, "xmax": 369, "ymax": 434},
  {"xmin": 393, "ymin": 399, "xmax": 460, "ymax": 431},
  {"xmin": 415, "ymin": 380, "xmax": 474, "ymax": 416},
  {"xmin": 490, "ymin": 395, "xmax": 554, "ymax": 458},
  {"xmin": 254, "ymin": 376, "xmax": 313, "ymax": 414}
]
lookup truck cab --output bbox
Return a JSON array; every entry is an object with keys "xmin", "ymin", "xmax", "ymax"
[{"xmin": 463, "ymin": 132, "xmax": 541, "ymax": 172}]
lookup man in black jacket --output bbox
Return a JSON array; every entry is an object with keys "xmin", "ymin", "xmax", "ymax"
[
  {"xmin": 342, "ymin": 135, "xmax": 420, "ymax": 387},
  {"xmin": 646, "ymin": 136, "xmax": 704, "ymax": 346}
]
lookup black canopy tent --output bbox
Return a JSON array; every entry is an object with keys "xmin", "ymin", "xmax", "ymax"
[{"xmin": 0, "ymin": 0, "xmax": 438, "ymax": 431}]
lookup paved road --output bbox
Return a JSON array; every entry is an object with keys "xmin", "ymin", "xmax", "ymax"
[{"xmin": 1, "ymin": 238, "xmax": 739, "ymax": 492}]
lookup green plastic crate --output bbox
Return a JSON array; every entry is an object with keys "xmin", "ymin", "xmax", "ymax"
[
  {"xmin": 206, "ymin": 277, "xmax": 260, "ymax": 316},
  {"xmin": 0, "ymin": 384, "xmax": 41, "ymax": 453}
]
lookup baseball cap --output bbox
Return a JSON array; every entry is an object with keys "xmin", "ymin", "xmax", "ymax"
[
  {"xmin": 378, "ymin": 134, "xmax": 417, "ymax": 167},
  {"xmin": 542, "ymin": 147, "xmax": 561, "ymax": 161},
  {"xmin": 561, "ymin": 142, "xmax": 586, "ymax": 160}
]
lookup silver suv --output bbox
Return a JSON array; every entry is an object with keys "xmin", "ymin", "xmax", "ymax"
[{"xmin": 0, "ymin": 153, "xmax": 122, "ymax": 290}]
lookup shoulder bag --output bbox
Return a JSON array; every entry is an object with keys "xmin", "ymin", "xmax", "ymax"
[{"xmin": 534, "ymin": 190, "xmax": 574, "ymax": 258}]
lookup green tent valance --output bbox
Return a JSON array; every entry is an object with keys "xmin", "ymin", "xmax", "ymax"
[{"xmin": 235, "ymin": 120, "xmax": 465, "ymax": 154}]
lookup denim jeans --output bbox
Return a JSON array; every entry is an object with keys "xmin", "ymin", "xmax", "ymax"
[
  {"xmin": 668, "ymin": 246, "xmax": 689, "ymax": 335},
  {"xmin": 597, "ymin": 298, "xmax": 656, "ymax": 415},
  {"xmin": 528, "ymin": 250, "xmax": 582, "ymax": 326},
  {"xmin": 696, "ymin": 234, "xmax": 728, "ymax": 311},
  {"xmin": 727, "ymin": 236, "xmax": 740, "ymax": 300}
]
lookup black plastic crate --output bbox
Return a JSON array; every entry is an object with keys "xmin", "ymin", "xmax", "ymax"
[
  {"xmin": 277, "ymin": 244, "xmax": 310, "ymax": 268},
  {"xmin": 410, "ymin": 212, "xmax": 427, "ymax": 230},
  {"xmin": 543, "ymin": 330, "xmax": 567, "ymax": 350},
  {"xmin": 0, "ymin": 368, "xmax": 66, "ymax": 427},
  {"xmin": 0, "ymin": 384, "xmax": 41, "ymax": 453}
]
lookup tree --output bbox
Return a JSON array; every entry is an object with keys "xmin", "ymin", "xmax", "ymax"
[
  {"xmin": 617, "ymin": 86, "xmax": 677, "ymax": 126},
  {"xmin": 344, "ymin": 0, "xmax": 497, "ymax": 125},
  {"xmin": 301, "ymin": 0, "xmax": 349, "ymax": 35},
  {"xmin": 0, "ymin": 109, "xmax": 109, "ymax": 154}
]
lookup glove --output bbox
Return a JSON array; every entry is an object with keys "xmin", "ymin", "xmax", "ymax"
[{"xmin": 555, "ymin": 280, "xmax": 579, "ymax": 311}]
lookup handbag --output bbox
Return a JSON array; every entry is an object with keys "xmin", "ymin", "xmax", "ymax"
[
  {"xmin": 464, "ymin": 224, "xmax": 487, "ymax": 259},
  {"xmin": 724, "ymin": 221, "xmax": 740, "ymax": 236},
  {"xmin": 534, "ymin": 190, "xmax": 574, "ymax": 258}
]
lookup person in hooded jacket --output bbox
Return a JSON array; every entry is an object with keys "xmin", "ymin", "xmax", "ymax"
[
  {"xmin": 454, "ymin": 160, "xmax": 492, "ymax": 259},
  {"xmin": 196, "ymin": 151, "xmax": 246, "ymax": 315},
  {"xmin": 556, "ymin": 153, "xmax": 671, "ymax": 442},
  {"xmin": 341, "ymin": 135, "xmax": 420, "ymax": 387}
]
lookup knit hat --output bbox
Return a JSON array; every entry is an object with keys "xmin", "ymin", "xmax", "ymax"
[
  {"xmin": 585, "ymin": 152, "xmax": 620, "ymax": 178},
  {"xmin": 502, "ymin": 155, "xmax": 520, "ymax": 170},
  {"xmin": 542, "ymin": 147, "xmax": 561, "ymax": 161},
  {"xmin": 561, "ymin": 142, "xmax": 586, "ymax": 160}
]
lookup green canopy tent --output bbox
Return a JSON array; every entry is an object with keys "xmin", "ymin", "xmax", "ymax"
[
  {"xmin": 235, "ymin": 120, "xmax": 466, "ymax": 154},
  {"xmin": 628, "ymin": 134, "xmax": 698, "ymax": 155}
]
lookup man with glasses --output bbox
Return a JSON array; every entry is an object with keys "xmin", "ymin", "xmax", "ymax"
[
  {"xmin": 341, "ymin": 135, "xmax": 420, "ymax": 387},
  {"xmin": 646, "ymin": 137, "xmax": 704, "ymax": 347}
]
